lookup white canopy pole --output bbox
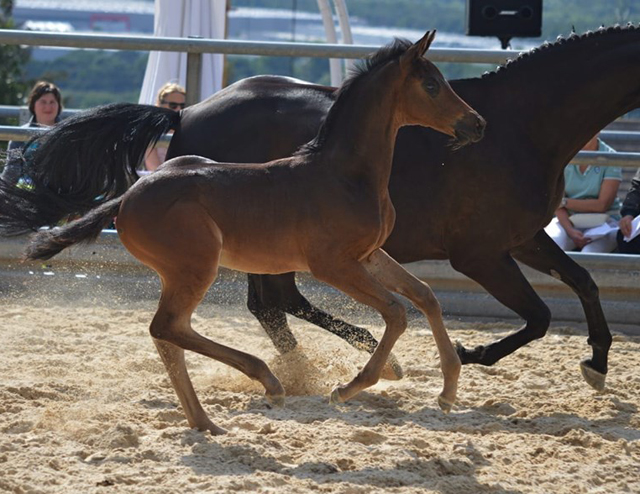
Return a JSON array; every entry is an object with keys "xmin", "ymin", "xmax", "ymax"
[
  {"xmin": 316, "ymin": 0, "xmax": 342, "ymax": 86},
  {"xmin": 139, "ymin": 0, "xmax": 226, "ymax": 105},
  {"xmin": 332, "ymin": 0, "xmax": 355, "ymax": 74}
]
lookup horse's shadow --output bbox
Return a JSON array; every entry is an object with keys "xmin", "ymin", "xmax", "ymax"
[
  {"xmin": 239, "ymin": 387, "xmax": 640, "ymax": 443},
  {"xmin": 178, "ymin": 430, "xmax": 522, "ymax": 494}
]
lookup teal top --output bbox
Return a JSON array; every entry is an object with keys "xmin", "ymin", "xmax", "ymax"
[{"xmin": 564, "ymin": 139, "xmax": 622, "ymax": 218}]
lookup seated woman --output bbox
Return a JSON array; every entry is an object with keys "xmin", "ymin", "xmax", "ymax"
[
  {"xmin": 617, "ymin": 168, "xmax": 640, "ymax": 254},
  {"xmin": 2, "ymin": 80, "xmax": 63, "ymax": 186},
  {"xmin": 545, "ymin": 133, "xmax": 622, "ymax": 253}
]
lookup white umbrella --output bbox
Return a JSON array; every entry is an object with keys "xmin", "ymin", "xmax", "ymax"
[{"xmin": 139, "ymin": 0, "xmax": 227, "ymax": 105}]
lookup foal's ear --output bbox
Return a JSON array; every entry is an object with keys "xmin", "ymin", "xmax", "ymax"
[
  {"xmin": 415, "ymin": 30, "xmax": 436, "ymax": 56},
  {"xmin": 401, "ymin": 30, "xmax": 436, "ymax": 68}
]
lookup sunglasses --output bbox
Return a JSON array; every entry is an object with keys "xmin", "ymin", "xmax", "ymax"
[{"xmin": 161, "ymin": 100, "xmax": 186, "ymax": 110}]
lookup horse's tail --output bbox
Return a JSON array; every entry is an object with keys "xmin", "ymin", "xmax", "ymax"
[
  {"xmin": 0, "ymin": 103, "xmax": 179, "ymax": 235},
  {"xmin": 24, "ymin": 197, "xmax": 123, "ymax": 261}
]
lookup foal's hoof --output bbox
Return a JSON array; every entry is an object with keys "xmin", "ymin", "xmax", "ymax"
[
  {"xmin": 437, "ymin": 394, "xmax": 454, "ymax": 414},
  {"xmin": 580, "ymin": 359, "xmax": 606, "ymax": 392},
  {"xmin": 380, "ymin": 352, "xmax": 404, "ymax": 381},
  {"xmin": 208, "ymin": 424, "xmax": 228, "ymax": 436},
  {"xmin": 329, "ymin": 386, "xmax": 346, "ymax": 405},
  {"xmin": 265, "ymin": 393, "xmax": 286, "ymax": 408},
  {"xmin": 195, "ymin": 421, "xmax": 227, "ymax": 436}
]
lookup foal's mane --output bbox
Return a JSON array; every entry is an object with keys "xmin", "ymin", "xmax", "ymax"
[
  {"xmin": 481, "ymin": 23, "xmax": 640, "ymax": 81},
  {"xmin": 296, "ymin": 38, "xmax": 413, "ymax": 156}
]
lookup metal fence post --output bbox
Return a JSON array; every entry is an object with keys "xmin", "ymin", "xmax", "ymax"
[{"xmin": 186, "ymin": 52, "xmax": 202, "ymax": 106}]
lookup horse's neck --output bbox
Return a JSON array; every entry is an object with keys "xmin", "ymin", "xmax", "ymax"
[
  {"xmin": 319, "ymin": 66, "xmax": 403, "ymax": 191},
  {"xmin": 464, "ymin": 29, "xmax": 640, "ymax": 178}
]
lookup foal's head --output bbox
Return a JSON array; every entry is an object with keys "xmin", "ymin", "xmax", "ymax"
[{"xmin": 398, "ymin": 31, "xmax": 485, "ymax": 148}]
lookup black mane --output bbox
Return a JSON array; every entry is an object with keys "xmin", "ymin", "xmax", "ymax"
[
  {"xmin": 296, "ymin": 38, "xmax": 413, "ymax": 155},
  {"xmin": 481, "ymin": 23, "xmax": 639, "ymax": 80}
]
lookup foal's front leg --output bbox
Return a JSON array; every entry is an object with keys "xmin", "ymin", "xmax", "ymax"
[
  {"xmin": 310, "ymin": 253, "xmax": 409, "ymax": 403},
  {"xmin": 365, "ymin": 249, "xmax": 461, "ymax": 411}
]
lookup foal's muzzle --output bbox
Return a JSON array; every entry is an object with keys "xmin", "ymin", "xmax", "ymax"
[{"xmin": 452, "ymin": 112, "xmax": 486, "ymax": 149}]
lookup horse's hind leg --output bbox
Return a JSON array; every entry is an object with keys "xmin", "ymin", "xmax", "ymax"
[
  {"xmin": 364, "ymin": 249, "xmax": 460, "ymax": 411},
  {"xmin": 449, "ymin": 250, "xmax": 552, "ymax": 367},
  {"xmin": 513, "ymin": 230, "xmax": 611, "ymax": 390},
  {"xmin": 247, "ymin": 273, "xmax": 299, "ymax": 354},
  {"xmin": 249, "ymin": 273, "xmax": 403, "ymax": 380}
]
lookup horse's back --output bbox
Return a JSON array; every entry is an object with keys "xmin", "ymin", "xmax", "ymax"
[{"xmin": 168, "ymin": 76, "xmax": 336, "ymax": 164}]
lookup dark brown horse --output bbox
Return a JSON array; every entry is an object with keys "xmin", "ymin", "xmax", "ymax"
[
  {"xmin": 2, "ymin": 24, "xmax": 639, "ymax": 393},
  {"xmin": 20, "ymin": 32, "xmax": 485, "ymax": 434}
]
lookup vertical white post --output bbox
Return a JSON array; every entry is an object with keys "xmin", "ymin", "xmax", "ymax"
[
  {"xmin": 332, "ymin": 0, "xmax": 355, "ymax": 74},
  {"xmin": 316, "ymin": 0, "xmax": 343, "ymax": 86}
]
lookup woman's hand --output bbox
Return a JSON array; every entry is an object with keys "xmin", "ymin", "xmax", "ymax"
[
  {"xmin": 619, "ymin": 215, "xmax": 635, "ymax": 237},
  {"xmin": 567, "ymin": 227, "xmax": 591, "ymax": 249}
]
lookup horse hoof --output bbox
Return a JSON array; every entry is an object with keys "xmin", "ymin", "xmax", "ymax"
[
  {"xmin": 195, "ymin": 422, "xmax": 227, "ymax": 436},
  {"xmin": 266, "ymin": 393, "xmax": 286, "ymax": 408},
  {"xmin": 329, "ymin": 387, "xmax": 345, "ymax": 405},
  {"xmin": 380, "ymin": 352, "xmax": 404, "ymax": 381},
  {"xmin": 437, "ymin": 394, "xmax": 454, "ymax": 414},
  {"xmin": 580, "ymin": 360, "xmax": 606, "ymax": 392},
  {"xmin": 208, "ymin": 424, "xmax": 228, "ymax": 436}
]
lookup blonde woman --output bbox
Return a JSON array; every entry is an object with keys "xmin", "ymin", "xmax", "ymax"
[{"xmin": 144, "ymin": 82, "xmax": 186, "ymax": 171}]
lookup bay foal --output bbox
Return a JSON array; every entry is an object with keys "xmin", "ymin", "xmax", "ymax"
[{"xmin": 25, "ymin": 31, "xmax": 485, "ymax": 435}]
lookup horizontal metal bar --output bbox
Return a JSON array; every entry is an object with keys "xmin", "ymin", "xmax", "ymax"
[
  {"xmin": 2, "ymin": 125, "xmax": 637, "ymax": 166},
  {"xmin": 0, "ymin": 105, "xmax": 81, "ymax": 119},
  {"xmin": 1, "ymin": 107, "xmax": 637, "ymax": 146},
  {"xmin": 600, "ymin": 130, "xmax": 640, "ymax": 143},
  {"xmin": 0, "ymin": 125, "xmax": 171, "ymax": 146},
  {"xmin": 570, "ymin": 151, "xmax": 640, "ymax": 168},
  {"xmin": 0, "ymin": 29, "xmax": 514, "ymax": 63}
]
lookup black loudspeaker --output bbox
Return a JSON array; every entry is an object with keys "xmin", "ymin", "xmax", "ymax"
[{"xmin": 466, "ymin": 0, "xmax": 543, "ymax": 49}]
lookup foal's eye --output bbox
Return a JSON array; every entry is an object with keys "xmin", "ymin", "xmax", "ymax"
[{"xmin": 423, "ymin": 78, "xmax": 439, "ymax": 96}]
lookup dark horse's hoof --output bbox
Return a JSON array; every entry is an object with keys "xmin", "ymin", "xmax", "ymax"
[
  {"xmin": 455, "ymin": 341, "xmax": 486, "ymax": 365},
  {"xmin": 580, "ymin": 359, "xmax": 606, "ymax": 392}
]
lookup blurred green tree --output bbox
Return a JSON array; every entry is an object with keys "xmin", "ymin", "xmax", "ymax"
[{"xmin": 0, "ymin": 0, "xmax": 30, "ymax": 109}]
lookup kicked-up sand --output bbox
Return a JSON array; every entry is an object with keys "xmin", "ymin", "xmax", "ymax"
[{"xmin": 1, "ymin": 300, "xmax": 639, "ymax": 493}]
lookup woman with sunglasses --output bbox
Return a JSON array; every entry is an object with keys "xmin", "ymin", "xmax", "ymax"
[{"xmin": 144, "ymin": 82, "xmax": 186, "ymax": 171}]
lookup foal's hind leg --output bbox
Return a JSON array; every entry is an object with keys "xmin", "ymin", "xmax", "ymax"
[
  {"xmin": 150, "ymin": 269, "xmax": 286, "ymax": 434},
  {"xmin": 153, "ymin": 339, "xmax": 226, "ymax": 435},
  {"xmin": 365, "ymin": 250, "xmax": 460, "ymax": 411},
  {"xmin": 121, "ymin": 203, "xmax": 284, "ymax": 434}
]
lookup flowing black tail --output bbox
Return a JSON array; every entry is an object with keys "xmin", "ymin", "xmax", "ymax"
[
  {"xmin": 0, "ymin": 103, "xmax": 180, "ymax": 236},
  {"xmin": 24, "ymin": 197, "xmax": 123, "ymax": 261}
]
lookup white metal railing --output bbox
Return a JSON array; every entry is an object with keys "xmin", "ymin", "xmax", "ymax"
[
  {"xmin": 2, "ymin": 125, "xmax": 638, "ymax": 164},
  {"xmin": 0, "ymin": 29, "xmax": 514, "ymax": 107}
]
